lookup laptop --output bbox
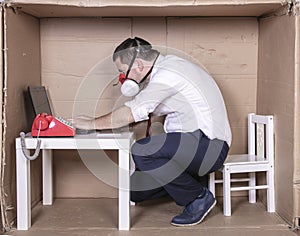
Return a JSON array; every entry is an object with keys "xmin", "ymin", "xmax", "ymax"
[
  {"xmin": 28, "ymin": 86, "xmax": 53, "ymax": 116},
  {"xmin": 28, "ymin": 86, "xmax": 78, "ymax": 136},
  {"xmin": 28, "ymin": 86, "xmax": 123, "ymax": 136}
]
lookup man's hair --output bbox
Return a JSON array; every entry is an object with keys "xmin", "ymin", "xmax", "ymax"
[{"xmin": 113, "ymin": 37, "xmax": 159, "ymax": 64}]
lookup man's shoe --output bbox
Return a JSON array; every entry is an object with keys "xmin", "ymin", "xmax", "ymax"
[{"xmin": 171, "ymin": 187, "xmax": 216, "ymax": 226}]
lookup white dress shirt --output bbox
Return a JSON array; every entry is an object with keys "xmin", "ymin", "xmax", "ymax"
[{"xmin": 125, "ymin": 55, "xmax": 232, "ymax": 146}]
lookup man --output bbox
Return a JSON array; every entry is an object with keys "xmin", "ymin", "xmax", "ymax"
[{"xmin": 74, "ymin": 37, "xmax": 231, "ymax": 226}]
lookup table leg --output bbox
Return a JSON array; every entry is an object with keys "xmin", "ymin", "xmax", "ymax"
[
  {"xmin": 16, "ymin": 148, "xmax": 31, "ymax": 230},
  {"xmin": 43, "ymin": 149, "xmax": 53, "ymax": 205},
  {"xmin": 118, "ymin": 149, "xmax": 130, "ymax": 230}
]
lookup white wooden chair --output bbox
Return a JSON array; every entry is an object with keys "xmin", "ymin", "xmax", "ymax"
[{"xmin": 208, "ymin": 113, "xmax": 275, "ymax": 216}]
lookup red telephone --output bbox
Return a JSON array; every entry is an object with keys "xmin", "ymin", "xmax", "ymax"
[{"xmin": 31, "ymin": 113, "xmax": 75, "ymax": 137}]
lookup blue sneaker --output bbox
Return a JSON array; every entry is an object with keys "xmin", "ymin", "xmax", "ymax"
[{"xmin": 171, "ymin": 187, "xmax": 216, "ymax": 226}]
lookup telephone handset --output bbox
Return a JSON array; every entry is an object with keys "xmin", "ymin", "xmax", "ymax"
[{"xmin": 31, "ymin": 113, "xmax": 75, "ymax": 137}]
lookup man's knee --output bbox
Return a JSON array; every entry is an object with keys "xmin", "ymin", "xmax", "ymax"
[
  {"xmin": 131, "ymin": 138, "xmax": 152, "ymax": 169},
  {"xmin": 131, "ymin": 142, "xmax": 142, "ymax": 166},
  {"xmin": 131, "ymin": 137, "xmax": 152, "ymax": 155}
]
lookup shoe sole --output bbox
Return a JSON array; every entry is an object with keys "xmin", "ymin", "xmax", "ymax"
[{"xmin": 171, "ymin": 199, "xmax": 217, "ymax": 227}]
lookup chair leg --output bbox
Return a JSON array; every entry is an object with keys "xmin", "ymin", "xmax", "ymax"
[
  {"xmin": 249, "ymin": 172, "xmax": 256, "ymax": 203},
  {"xmin": 208, "ymin": 172, "xmax": 215, "ymax": 197},
  {"xmin": 267, "ymin": 168, "xmax": 275, "ymax": 212},
  {"xmin": 223, "ymin": 167, "xmax": 231, "ymax": 216}
]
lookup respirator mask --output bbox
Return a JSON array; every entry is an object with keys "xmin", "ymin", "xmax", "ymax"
[
  {"xmin": 118, "ymin": 73, "xmax": 141, "ymax": 97},
  {"xmin": 118, "ymin": 65, "xmax": 154, "ymax": 97},
  {"xmin": 115, "ymin": 38, "xmax": 158, "ymax": 97}
]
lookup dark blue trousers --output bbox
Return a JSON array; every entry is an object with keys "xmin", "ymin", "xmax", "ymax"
[{"xmin": 130, "ymin": 129, "xmax": 229, "ymax": 206}]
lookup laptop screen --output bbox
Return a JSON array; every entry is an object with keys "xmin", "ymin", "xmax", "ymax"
[{"xmin": 28, "ymin": 86, "xmax": 52, "ymax": 116}]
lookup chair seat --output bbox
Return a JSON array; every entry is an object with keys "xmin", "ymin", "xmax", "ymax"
[{"xmin": 224, "ymin": 154, "xmax": 268, "ymax": 166}]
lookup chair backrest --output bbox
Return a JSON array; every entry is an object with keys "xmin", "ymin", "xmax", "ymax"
[{"xmin": 248, "ymin": 113, "xmax": 274, "ymax": 165}]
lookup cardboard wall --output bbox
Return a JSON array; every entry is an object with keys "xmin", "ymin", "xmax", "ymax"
[
  {"xmin": 4, "ymin": 8, "xmax": 41, "ymax": 226},
  {"xmin": 40, "ymin": 17, "xmax": 130, "ymax": 198},
  {"xmin": 257, "ymin": 14, "xmax": 296, "ymax": 223},
  {"xmin": 40, "ymin": 17, "xmax": 258, "ymax": 198}
]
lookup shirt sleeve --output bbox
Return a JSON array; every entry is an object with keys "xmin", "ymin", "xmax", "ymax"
[{"xmin": 125, "ymin": 77, "xmax": 181, "ymax": 122}]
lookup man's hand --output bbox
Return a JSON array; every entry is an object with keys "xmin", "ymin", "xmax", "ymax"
[
  {"xmin": 73, "ymin": 106, "xmax": 135, "ymax": 130},
  {"xmin": 74, "ymin": 115, "xmax": 93, "ymax": 120},
  {"xmin": 73, "ymin": 117, "xmax": 94, "ymax": 130}
]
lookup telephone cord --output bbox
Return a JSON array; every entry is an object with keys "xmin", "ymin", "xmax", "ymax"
[{"xmin": 19, "ymin": 121, "xmax": 42, "ymax": 161}]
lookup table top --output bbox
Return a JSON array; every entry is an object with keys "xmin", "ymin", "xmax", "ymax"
[{"xmin": 16, "ymin": 132, "xmax": 135, "ymax": 150}]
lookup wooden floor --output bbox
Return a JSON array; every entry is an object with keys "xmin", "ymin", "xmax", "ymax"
[{"xmin": 9, "ymin": 197, "xmax": 299, "ymax": 236}]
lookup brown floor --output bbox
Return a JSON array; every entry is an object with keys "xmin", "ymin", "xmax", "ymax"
[{"xmin": 8, "ymin": 197, "xmax": 299, "ymax": 236}]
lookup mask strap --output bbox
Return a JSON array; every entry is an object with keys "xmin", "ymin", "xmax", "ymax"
[
  {"xmin": 125, "ymin": 49, "xmax": 138, "ymax": 79},
  {"xmin": 138, "ymin": 52, "xmax": 160, "ymax": 85}
]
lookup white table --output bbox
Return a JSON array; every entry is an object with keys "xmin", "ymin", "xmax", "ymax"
[{"xmin": 15, "ymin": 132, "xmax": 135, "ymax": 231}]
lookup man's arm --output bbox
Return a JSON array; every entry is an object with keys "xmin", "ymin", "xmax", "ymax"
[{"xmin": 74, "ymin": 105, "xmax": 135, "ymax": 130}]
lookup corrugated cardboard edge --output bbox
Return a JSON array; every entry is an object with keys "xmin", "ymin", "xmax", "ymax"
[
  {"xmin": 0, "ymin": 5, "xmax": 3, "ymax": 233},
  {"xmin": 290, "ymin": 1, "xmax": 300, "ymax": 230},
  {"xmin": 292, "ymin": 7, "xmax": 300, "ymax": 231},
  {"xmin": 285, "ymin": 0, "xmax": 300, "ymax": 15},
  {"xmin": 2, "ymin": 0, "xmax": 288, "ymax": 7},
  {"xmin": 1, "ymin": 0, "xmax": 288, "ymax": 18},
  {"xmin": 0, "ymin": 4, "xmax": 8, "ymax": 233}
]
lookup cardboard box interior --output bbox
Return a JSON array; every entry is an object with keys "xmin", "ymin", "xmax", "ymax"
[{"xmin": 0, "ymin": 0, "xmax": 299, "ymax": 231}]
